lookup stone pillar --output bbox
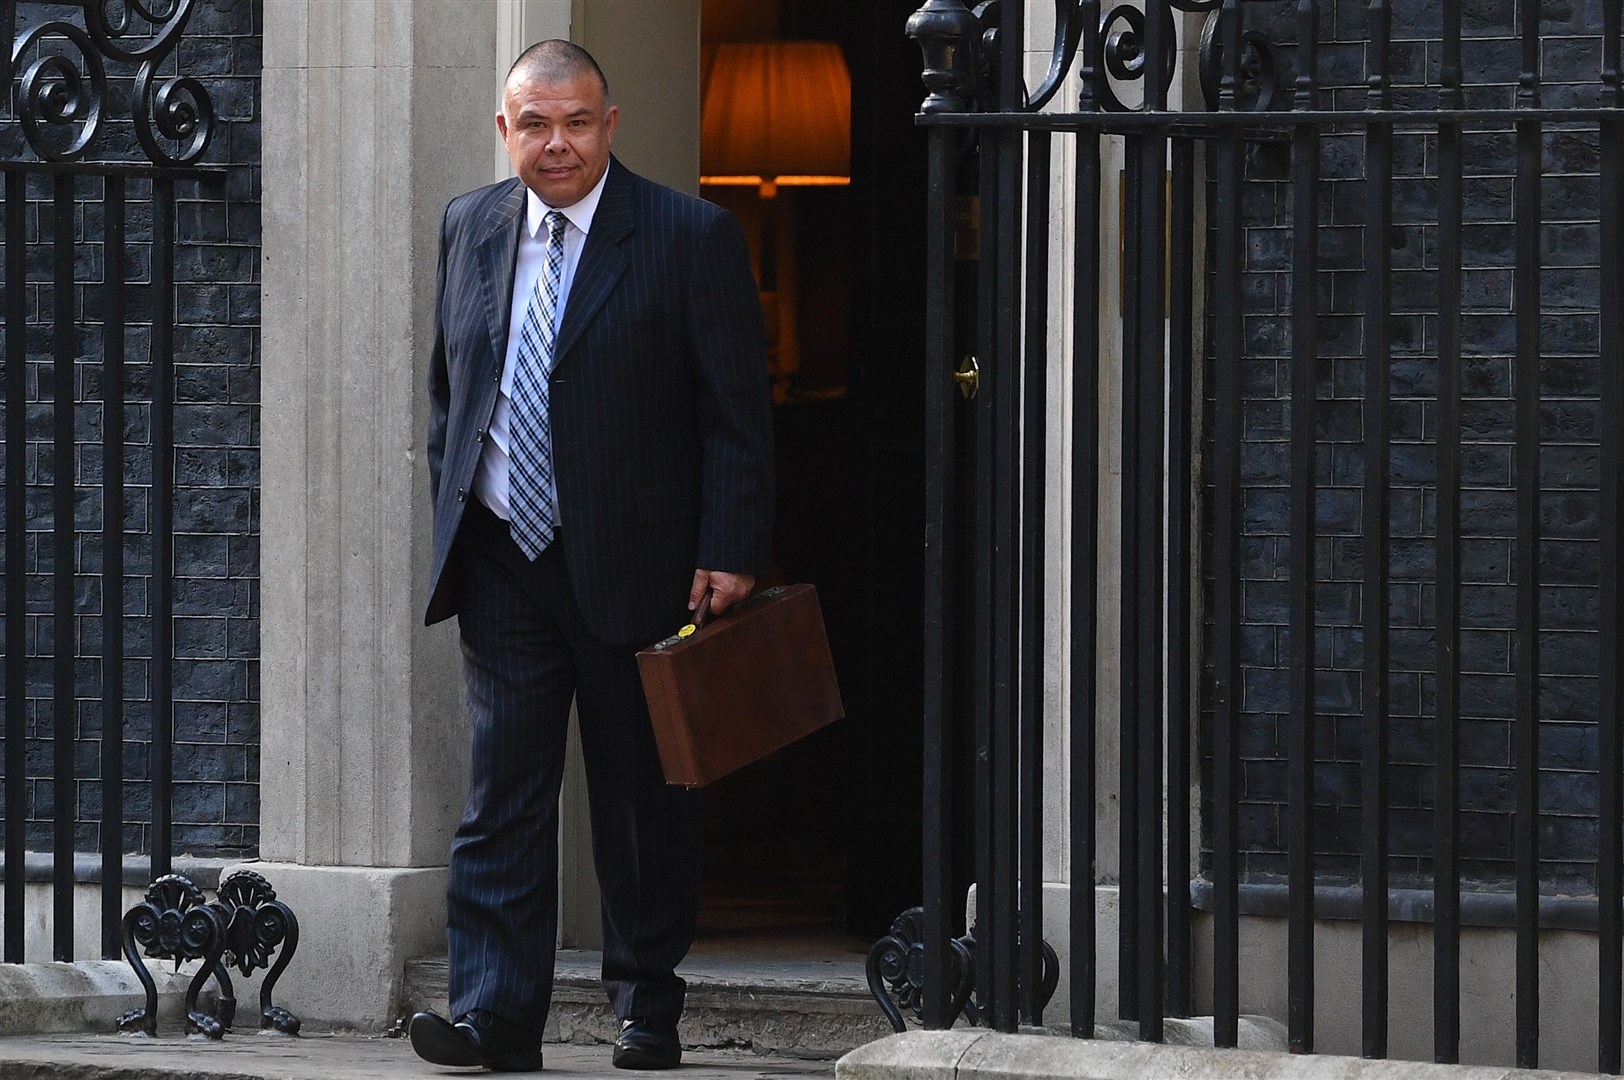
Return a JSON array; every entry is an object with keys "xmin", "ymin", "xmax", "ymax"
[{"xmin": 251, "ymin": 0, "xmax": 504, "ymax": 1029}]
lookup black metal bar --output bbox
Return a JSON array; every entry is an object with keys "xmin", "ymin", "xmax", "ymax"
[
  {"xmin": 917, "ymin": 107, "xmax": 1624, "ymax": 130},
  {"xmin": 1165, "ymin": 133, "xmax": 1195, "ymax": 1023},
  {"xmin": 1287, "ymin": 0, "xmax": 1321, "ymax": 1053},
  {"xmin": 1117, "ymin": 138, "xmax": 1142, "ymax": 1026},
  {"xmin": 921, "ymin": 124, "xmax": 959, "ymax": 1032},
  {"xmin": 1071, "ymin": 0, "xmax": 1105, "ymax": 1041},
  {"xmin": 988, "ymin": 7, "xmax": 1026, "ymax": 1033},
  {"xmin": 1360, "ymin": 0, "xmax": 1392, "ymax": 1057},
  {"xmin": 52, "ymin": 173, "xmax": 75, "ymax": 962},
  {"xmin": 1135, "ymin": 0, "xmax": 1170, "ymax": 1042},
  {"xmin": 1210, "ymin": 0, "xmax": 1246, "ymax": 1048},
  {"xmin": 0, "ymin": 1, "xmax": 13, "ymax": 99},
  {"xmin": 1071, "ymin": 117, "xmax": 1103, "ymax": 1040},
  {"xmin": 1601, "ymin": 110, "xmax": 1623, "ymax": 1076},
  {"xmin": 151, "ymin": 178, "xmax": 175, "ymax": 879},
  {"xmin": 973, "ymin": 104, "xmax": 998, "ymax": 1031},
  {"xmin": 1513, "ymin": 0, "xmax": 1542, "ymax": 1064},
  {"xmin": 4, "ymin": 169, "xmax": 26, "ymax": 966},
  {"xmin": 1020, "ymin": 129, "xmax": 1051, "ymax": 1028},
  {"xmin": 0, "ymin": 162, "xmax": 225, "ymax": 182},
  {"xmin": 1602, "ymin": 5, "xmax": 1624, "ymax": 1071},
  {"xmin": 1433, "ymin": 0, "xmax": 1465, "ymax": 1062},
  {"xmin": 100, "ymin": 175, "xmax": 126, "ymax": 961}
]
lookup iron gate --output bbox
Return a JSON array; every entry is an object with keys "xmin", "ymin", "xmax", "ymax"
[
  {"xmin": 0, "ymin": 0, "xmax": 224, "ymax": 964},
  {"xmin": 889, "ymin": 0, "xmax": 1624, "ymax": 1071}
]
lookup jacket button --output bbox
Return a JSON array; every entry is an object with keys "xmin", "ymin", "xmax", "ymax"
[
  {"xmin": 475, "ymin": 430, "xmax": 485, "ymax": 443},
  {"xmin": 456, "ymin": 488, "xmax": 466, "ymax": 503}
]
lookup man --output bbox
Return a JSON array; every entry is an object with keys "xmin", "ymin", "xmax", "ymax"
[{"xmin": 409, "ymin": 41, "xmax": 773, "ymax": 1072}]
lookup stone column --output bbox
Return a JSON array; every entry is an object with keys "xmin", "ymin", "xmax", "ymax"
[{"xmin": 250, "ymin": 0, "xmax": 504, "ymax": 1029}]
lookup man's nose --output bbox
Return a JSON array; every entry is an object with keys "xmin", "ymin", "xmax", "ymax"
[{"xmin": 544, "ymin": 128, "xmax": 567, "ymax": 152}]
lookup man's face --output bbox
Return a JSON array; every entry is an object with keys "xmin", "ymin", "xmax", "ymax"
[{"xmin": 497, "ymin": 70, "xmax": 618, "ymax": 209}]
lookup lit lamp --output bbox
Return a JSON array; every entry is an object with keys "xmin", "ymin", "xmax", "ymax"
[{"xmin": 700, "ymin": 41, "xmax": 852, "ymax": 395}]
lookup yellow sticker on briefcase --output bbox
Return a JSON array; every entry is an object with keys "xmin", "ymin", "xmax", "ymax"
[{"xmin": 678, "ymin": 624, "xmax": 696, "ymax": 638}]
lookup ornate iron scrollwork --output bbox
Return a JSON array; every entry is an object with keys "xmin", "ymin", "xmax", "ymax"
[
  {"xmin": 211, "ymin": 871, "xmax": 303, "ymax": 1035},
  {"xmin": 118, "ymin": 871, "xmax": 301, "ymax": 1039},
  {"xmin": 867, "ymin": 906, "xmax": 1059, "ymax": 1032},
  {"xmin": 867, "ymin": 907, "xmax": 975, "ymax": 1031},
  {"xmin": 1198, "ymin": 10, "xmax": 1278, "ymax": 112},
  {"xmin": 118, "ymin": 874, "xmax": 228, "ymax": 1038},
  {"xmin": 908, "ymin": 0, "xmax": 1276, "ymax": 116},
  {"xmin": 5, "ymin": 0, "xmax": 216, "ymax": 164}
]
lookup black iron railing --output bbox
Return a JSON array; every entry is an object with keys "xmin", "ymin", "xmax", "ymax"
[
  {"xmin": 1, "ymin": 0, "xmax": 222, "ymax": 964},
  {"xmin": 879, "ymin": 0, "xmax": 1624, "ymax": 1072}
]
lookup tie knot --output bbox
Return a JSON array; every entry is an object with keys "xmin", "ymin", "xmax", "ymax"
[{"xmin": 545, "ymin": 210, "xmax": 567, "ymax": 242}]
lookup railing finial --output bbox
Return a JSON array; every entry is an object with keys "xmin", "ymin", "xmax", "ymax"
[{"xmin": 907, "ymin": 0, "xmax": 982, "ymax": 114}]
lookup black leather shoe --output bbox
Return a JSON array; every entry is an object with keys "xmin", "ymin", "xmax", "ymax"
[
  {"xmin": 612, "ymin": 1018, "xmax": 682, "ymax": 1070},
  {"xmin": 410, "ymin": 1009, "xmax": 544, "ymax": 1072}
]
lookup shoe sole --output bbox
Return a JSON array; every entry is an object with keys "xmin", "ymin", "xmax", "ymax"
[
  {"xmin": 485, "ymin": 1049, "xmax": 546, "ymax": 1072},
  {"xmin": 612, "ymin": 1046, "xmax": 681, "ymax": 1070}
]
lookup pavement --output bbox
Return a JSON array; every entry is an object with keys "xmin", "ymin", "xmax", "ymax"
[
  {"xmin": 7, "ymin": 1026, "xmax": 1608, "ymax": 1080},
  {"xmin": 0, "ymin": 1031, "xmax": 836, "ymax": 1080}
]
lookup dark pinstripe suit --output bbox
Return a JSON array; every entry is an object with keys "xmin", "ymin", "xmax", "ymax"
[{"xmin": 424, "ymin": 158, "xmax": 773, "ymax": 1032}]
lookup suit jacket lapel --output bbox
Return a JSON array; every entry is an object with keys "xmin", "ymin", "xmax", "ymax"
[
  {"xmin": 554, "ymin": 161, "xmax": 634, "ymax": 368},
  {"xmin": 475, "ymin": 179, "xmax": 527, "ymax": 368}
]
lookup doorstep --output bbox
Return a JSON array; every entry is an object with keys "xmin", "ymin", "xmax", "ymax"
[{"xmin": 401, "ymin": 947, "xmax": 896, "ymax": 1060}]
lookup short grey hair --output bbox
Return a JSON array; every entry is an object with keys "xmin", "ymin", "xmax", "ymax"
[{"xmin": 506, "ymin": 40, "xmax": 612, "ymax": 107}]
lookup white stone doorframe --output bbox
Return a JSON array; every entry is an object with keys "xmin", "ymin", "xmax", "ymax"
[{"xmin": 254, "ymin": 0, "xmax": 698, "ymax": 1030}]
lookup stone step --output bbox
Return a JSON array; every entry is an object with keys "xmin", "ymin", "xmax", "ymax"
[{"xmin": 400, "ymin": 948, "xmax": 897, "ymax": 1060}]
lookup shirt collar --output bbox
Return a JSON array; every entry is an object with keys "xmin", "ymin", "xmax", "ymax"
[{"xmin": 526, "ymin": 164, "xmax": 610, "ymax": 239}]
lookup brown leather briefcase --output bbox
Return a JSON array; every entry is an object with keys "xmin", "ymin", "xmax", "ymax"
[{"xmin": 636, "ymin": 583, "xmax": 842, "ymax": 787}]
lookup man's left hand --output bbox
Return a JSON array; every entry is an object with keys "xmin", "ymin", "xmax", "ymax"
[{"xmin": 690, "ymin": 569, "xmax": 754, "ymax": 617}]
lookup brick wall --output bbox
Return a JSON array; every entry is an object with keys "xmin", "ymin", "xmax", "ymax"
[
  {"xmin": 1206, "ymin": 1, "xmax": 1608, "ymax": 894},
  {"xmin": 0, "ymin": 0, "xmax": 261, "ymax": 859}
]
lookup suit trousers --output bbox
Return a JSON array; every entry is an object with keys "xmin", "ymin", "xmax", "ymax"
[{"xmin": 447, "ymin": 498, "xmax": 702, "ymax": 1032}]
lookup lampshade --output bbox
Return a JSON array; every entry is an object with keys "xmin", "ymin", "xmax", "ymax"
[{"xmin": 701, "ymin": 41, "xmax": 852, "ymax": 189}]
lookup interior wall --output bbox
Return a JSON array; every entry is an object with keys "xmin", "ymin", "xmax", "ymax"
[
  {"xmin": 574, "ymin": 0, "xmax": 702, "ymax": 194},
  {"xmin": 703, "ymin": 0, "xmax": 778, "ymax": 40}
]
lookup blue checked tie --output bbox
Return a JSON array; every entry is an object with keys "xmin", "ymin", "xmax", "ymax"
[{"xmin": 508, "ymin": 209, "xmax": 569, "ymax": 560}]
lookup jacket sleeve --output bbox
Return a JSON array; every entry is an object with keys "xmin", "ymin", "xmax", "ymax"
[
  {"xmin": 427, "ymin": 203, "xmax": 453, "ymax": 509},
  {"xmin": 685, "ymin": 208, "xmax": 775, "ymax": 575}
]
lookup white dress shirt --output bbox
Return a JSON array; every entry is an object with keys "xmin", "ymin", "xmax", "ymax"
[{"xmin": 473, "ymin": 166, "xmax": 611, "ymax": 522}]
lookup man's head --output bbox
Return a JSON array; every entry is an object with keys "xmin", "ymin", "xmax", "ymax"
[{"xmin": 497, "ymin": 40, "xmax": 618, "ymax": 209}]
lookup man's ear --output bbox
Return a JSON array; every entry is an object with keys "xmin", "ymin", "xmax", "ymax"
[
  {"xmin": 604, "ymin": 105, "xmax": 619, "ymax": 143},
  {"xmin": 495, "ymin": 110, "xmax": 509, "ymax": 140}
]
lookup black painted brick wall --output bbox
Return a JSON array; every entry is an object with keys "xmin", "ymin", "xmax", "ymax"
[
  {"xmin": 1203, "ymin": 0, "xmax": 1609, "ymax": 894},
  {"xmin": 0, "ymin": 0, "xmax": 261, "ymax": 859}
]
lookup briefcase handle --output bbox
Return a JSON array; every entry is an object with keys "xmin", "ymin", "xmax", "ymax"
[
  {"xmin": 687, "ymin": 583, "xmax": 769, "ymax": 632},
  {"xmin": 690, "ymin": 588, "xmax": 715, "ymax": 630}
]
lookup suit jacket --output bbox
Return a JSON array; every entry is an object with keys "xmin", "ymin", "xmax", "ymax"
[{"xmin": 425, "ymin": 158, "xmax": 775, "ymax": 643}]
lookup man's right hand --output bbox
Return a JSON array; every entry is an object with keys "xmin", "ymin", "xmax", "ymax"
[{"xmin": 689, "ymin": 568, "xmax": 754, "ymax": 616}]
